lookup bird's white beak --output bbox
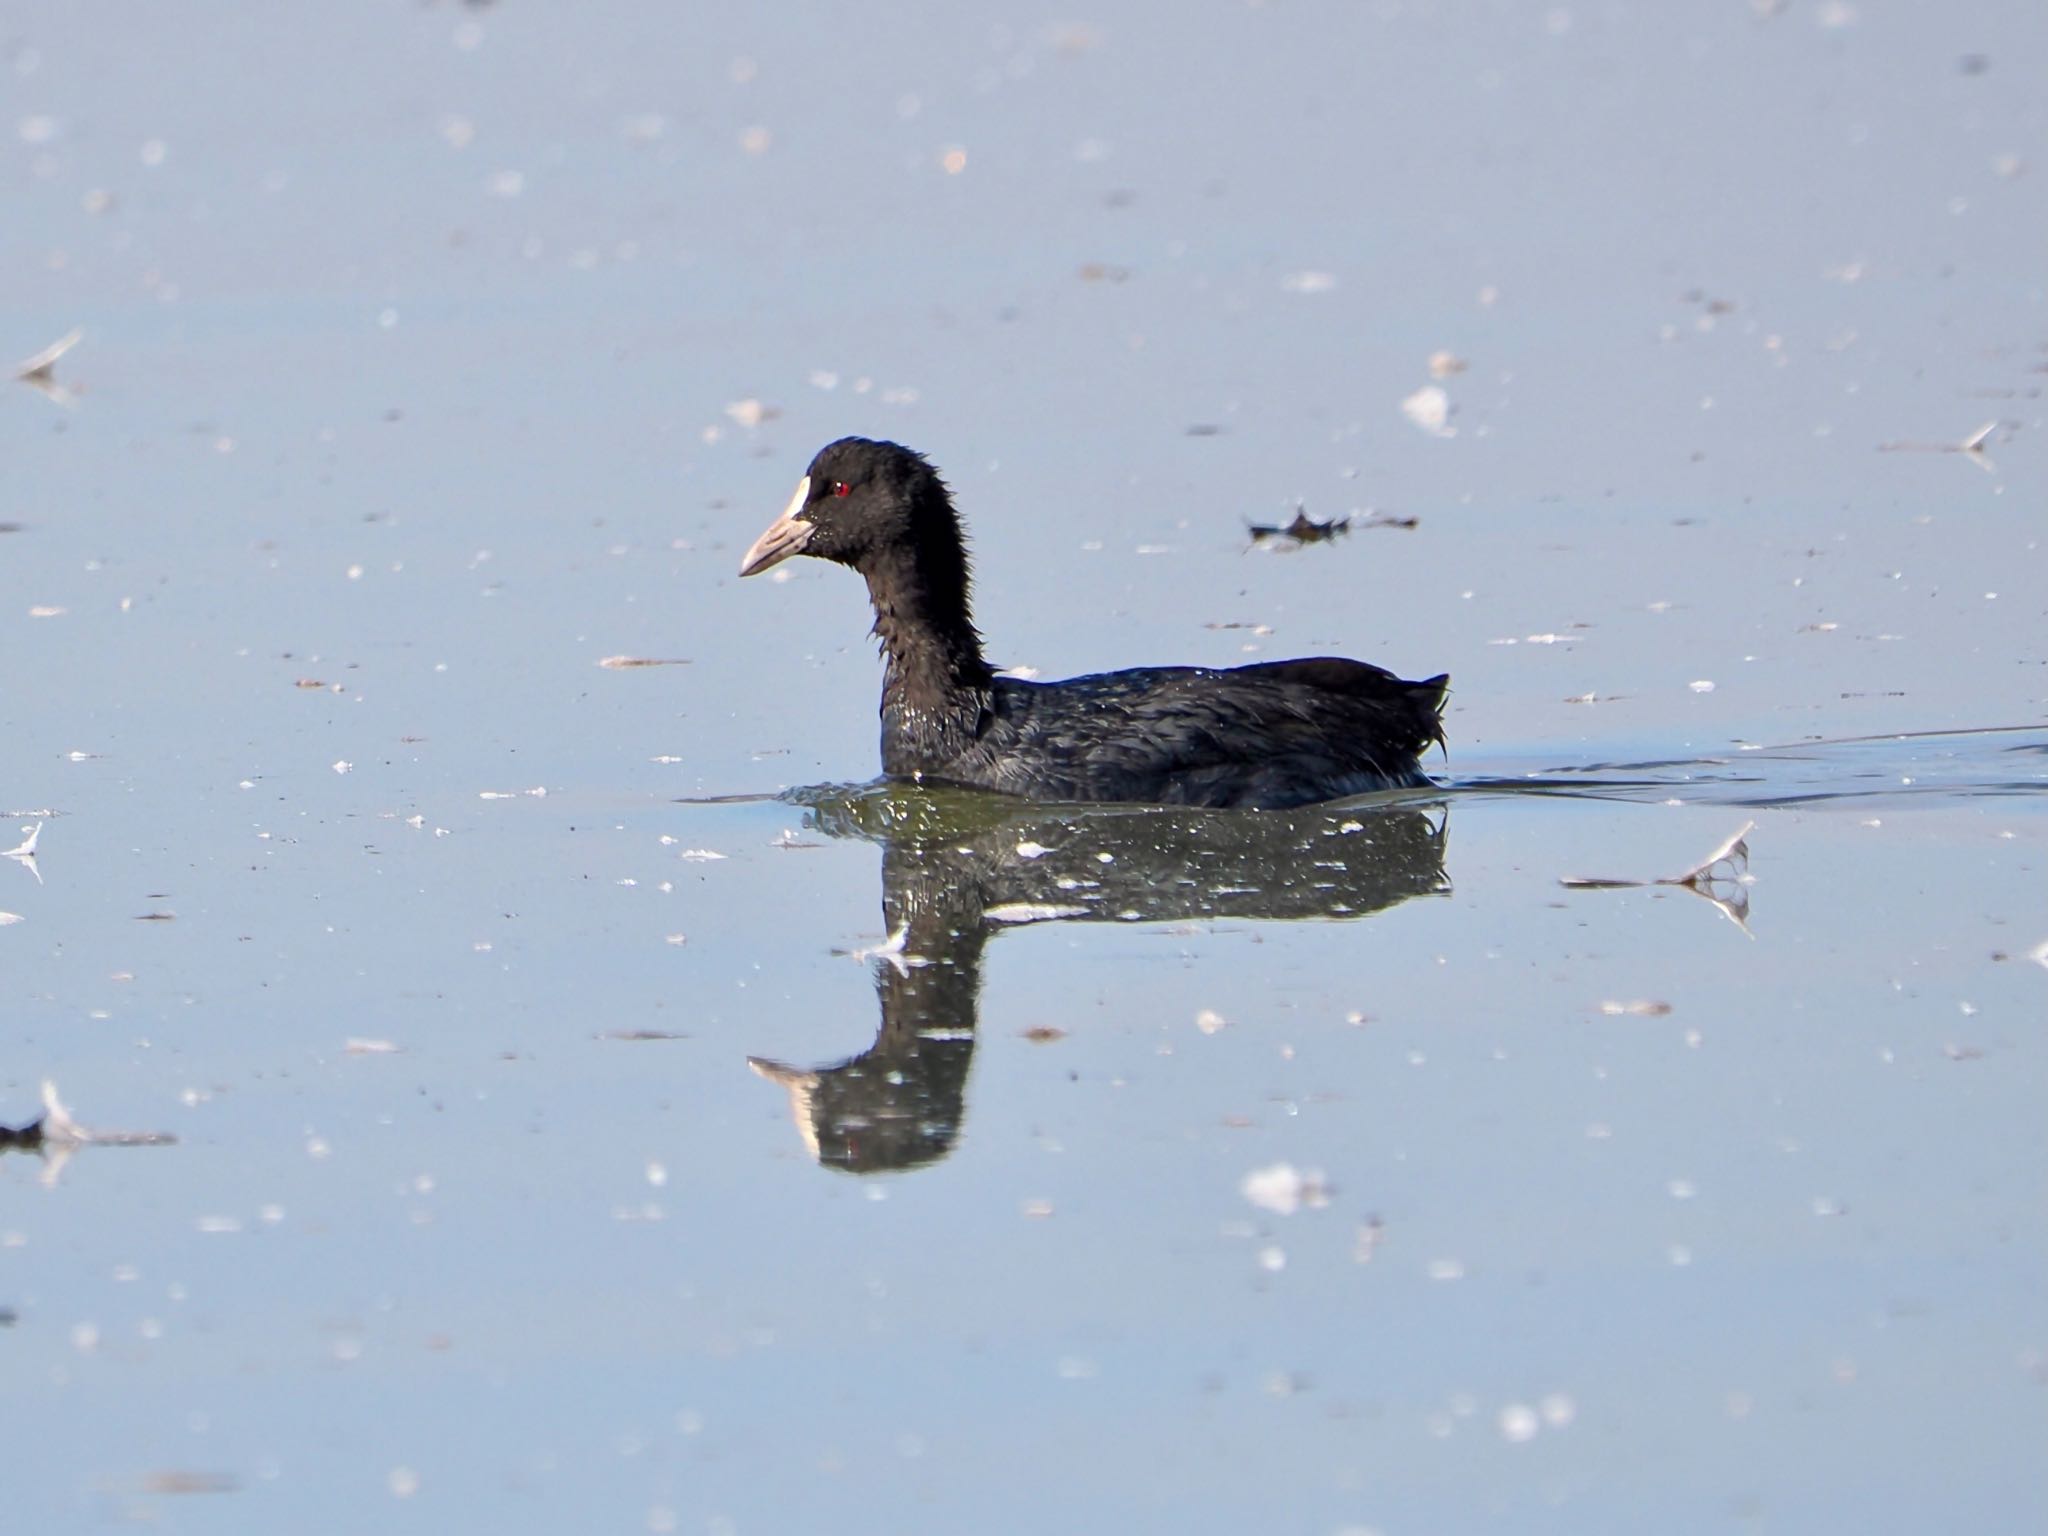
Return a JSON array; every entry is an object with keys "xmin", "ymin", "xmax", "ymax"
[{"xmin": 738, "ymin": 476, "xmax": 815, "ymax": 576}]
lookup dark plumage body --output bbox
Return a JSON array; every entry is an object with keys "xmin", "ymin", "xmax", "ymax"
[{"xmin": 740, "ymin": 438, "xmax": 1448, "ymax": 810}]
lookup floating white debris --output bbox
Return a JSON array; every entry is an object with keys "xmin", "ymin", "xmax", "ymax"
[
  {"xmin": 1401, "ymin": 384, "xmax": 1454, "ymax": 437},
  {"xmin": 1195, "ymin": 1009, "xmax": 1228, "ymax": 1035},
  {"xmin": 343, "ymin": 1038, "xmax": 401, "ymax": 1055},
  {"xmin": 1281, "ymin": 270, "xmax": 1337, "ymax": 294},
  {"xmin": 842, "ymin": 920, "xmax": 926, "ymax": 974},
  {"xmin": 1499, "ymin": 1403, "xmax": 1541, "ymax": 1443},
  {"xmin": 1561, "ymin": 821, "xmax": 1756, "ymax": 931},
  {"xmin": 0, "ymin": 913, "xmax": 21, "ymax": 926},
  {"xmin": 15, "ymin": 327, "xmax": 81, "ymax": 393},
  {"xmin": 1240, "ymin": 1162, "xmax": 1329, "ymax": 1215},
  {"xmin": 725, "ymin": 398, "xmax": 776, "ymax": 428},
  {"xmin": 331, "ymin": 759, "xmax": 353, "ymax": 774},
  {"xmin": 3, "ymin": 821, "xmax": 40, "ymax": 880},
  {"xmin": 1014, "ymin": 840, "xmax": 1051, "ymax": 859}
]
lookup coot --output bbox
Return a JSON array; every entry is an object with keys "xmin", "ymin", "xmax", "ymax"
[{"xmin": 739, "ymin": 438, "xmax": 1448, "ymax": 809}]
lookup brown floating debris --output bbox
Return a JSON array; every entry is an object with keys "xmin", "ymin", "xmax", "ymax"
[
  {"xmin": 1020, "ymin": 1026, "xmax": 1068, "ymax": 1043},
  {"xmin": 597, "ymin": 1029, "xmax": 690, "ymax": 1041},
  {"xmin": 137, "ymin": 1472, "xmax": 240, "ymax": 1496},
  {"xmin": 1248, "ymin": 507, "xmax": 1350, "ymax": 546},
  {"xmin": 598, "ymin": 656, "xmax": 692, "ymax": 669},
  {"xmin": 1561, "ymin": 821, "xmax": 1756, "ymax": 931}
]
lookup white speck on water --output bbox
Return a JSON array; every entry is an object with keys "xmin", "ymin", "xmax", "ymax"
[
  {"xmin": 1196, "ymin": 1009, "xmax": 1227, "ymax": 1035},
  {"xmin": 1257, "ymin": 1245, "xmax": 1287, "ymax": 1272},
  {"xmin": 1240, "ymin": 1162, "xmax": 1327, "ymax": 1214},
  {"xmin": 1540, "ymin": 1393, "xmax": 1577, "ymax": 1427},
  {"xmin": 1499, "ymin": 1403, "xmax": 1541, "ymax": 1442},
  {"xmin": 1014, "ymin": 840, "xmax": 1051, "ymax": 859},
  {"xmin": 1401, "ymin": 384, "xmax": 1454, "ymax": 437},
  {"xmin": 1426, "ymin": 1258, "xmax": 1465, "ymax": 1281},
  {"xmin": 1689, "ymin": 679, "xmax": 1716, "ymax": 693},
  {"xmin": 331, "ymin": 760, "xmax": 352, "ymax": 775},
  {"xmin": 1281, "ymin": 270, "xmax": 1337, "ymax": 294},
  {"xmin": 1667, "ymin": 1179, "xmax": 1696, "ymax": 1200},
  {"xmin": 388, "ymin": 1466, "xmax": 419, "ymax": 1498},
  {"xmin": 645, "ymin": 1161, "xmax": 667, "ymax": 1188}
]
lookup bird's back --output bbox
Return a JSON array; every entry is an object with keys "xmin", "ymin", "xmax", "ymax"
[{"xmin": 924, "ymin": 658, "xmax": 1448, "ymax": 809}]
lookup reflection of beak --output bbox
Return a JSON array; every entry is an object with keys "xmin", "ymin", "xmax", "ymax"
[
  {"xmin": 738, "ymin": 476, "xmax": 815, "ymax": 576},
  {"xmin": 748, "ymin": 1056, "xmax": 823, "ymax": 1163}
]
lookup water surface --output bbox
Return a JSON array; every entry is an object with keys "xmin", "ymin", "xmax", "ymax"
[{"xmin": 4, "ymin": 2, "xmax": 2044, "ymax": 1531}]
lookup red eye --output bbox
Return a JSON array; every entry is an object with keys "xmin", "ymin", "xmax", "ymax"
[{"xmin": 831, "ymin": 481, "xmax": 852, "ymax": 498}]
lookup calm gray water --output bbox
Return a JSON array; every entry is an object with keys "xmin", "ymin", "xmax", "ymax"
[{"xmin": 4, "ymin": 2, "xmax": 2044, "ymax": 1531}]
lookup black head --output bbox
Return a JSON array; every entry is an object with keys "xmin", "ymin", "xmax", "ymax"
[{"xmin": 738, "ymin": 437, "xmax": 957, "ymax": 578}]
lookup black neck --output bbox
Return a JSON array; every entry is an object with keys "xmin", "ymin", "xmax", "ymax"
[{"xmin": 862, "ymin": 541, "xmax": 992, "ymax": 770}]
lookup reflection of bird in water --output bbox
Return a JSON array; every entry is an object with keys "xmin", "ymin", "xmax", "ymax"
[
  {"xmin": 739, "ymin": 437, "xmax": 1448, "ymax": 808},
  {"xmin": 750, "ymin": 785, "xmax": 1451, "ymax": 1175}
]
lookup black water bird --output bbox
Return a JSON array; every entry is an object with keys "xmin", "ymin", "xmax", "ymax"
[{"xmin": 739, "ymin": 438, "xmax": 1448, "ymax": 809}]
